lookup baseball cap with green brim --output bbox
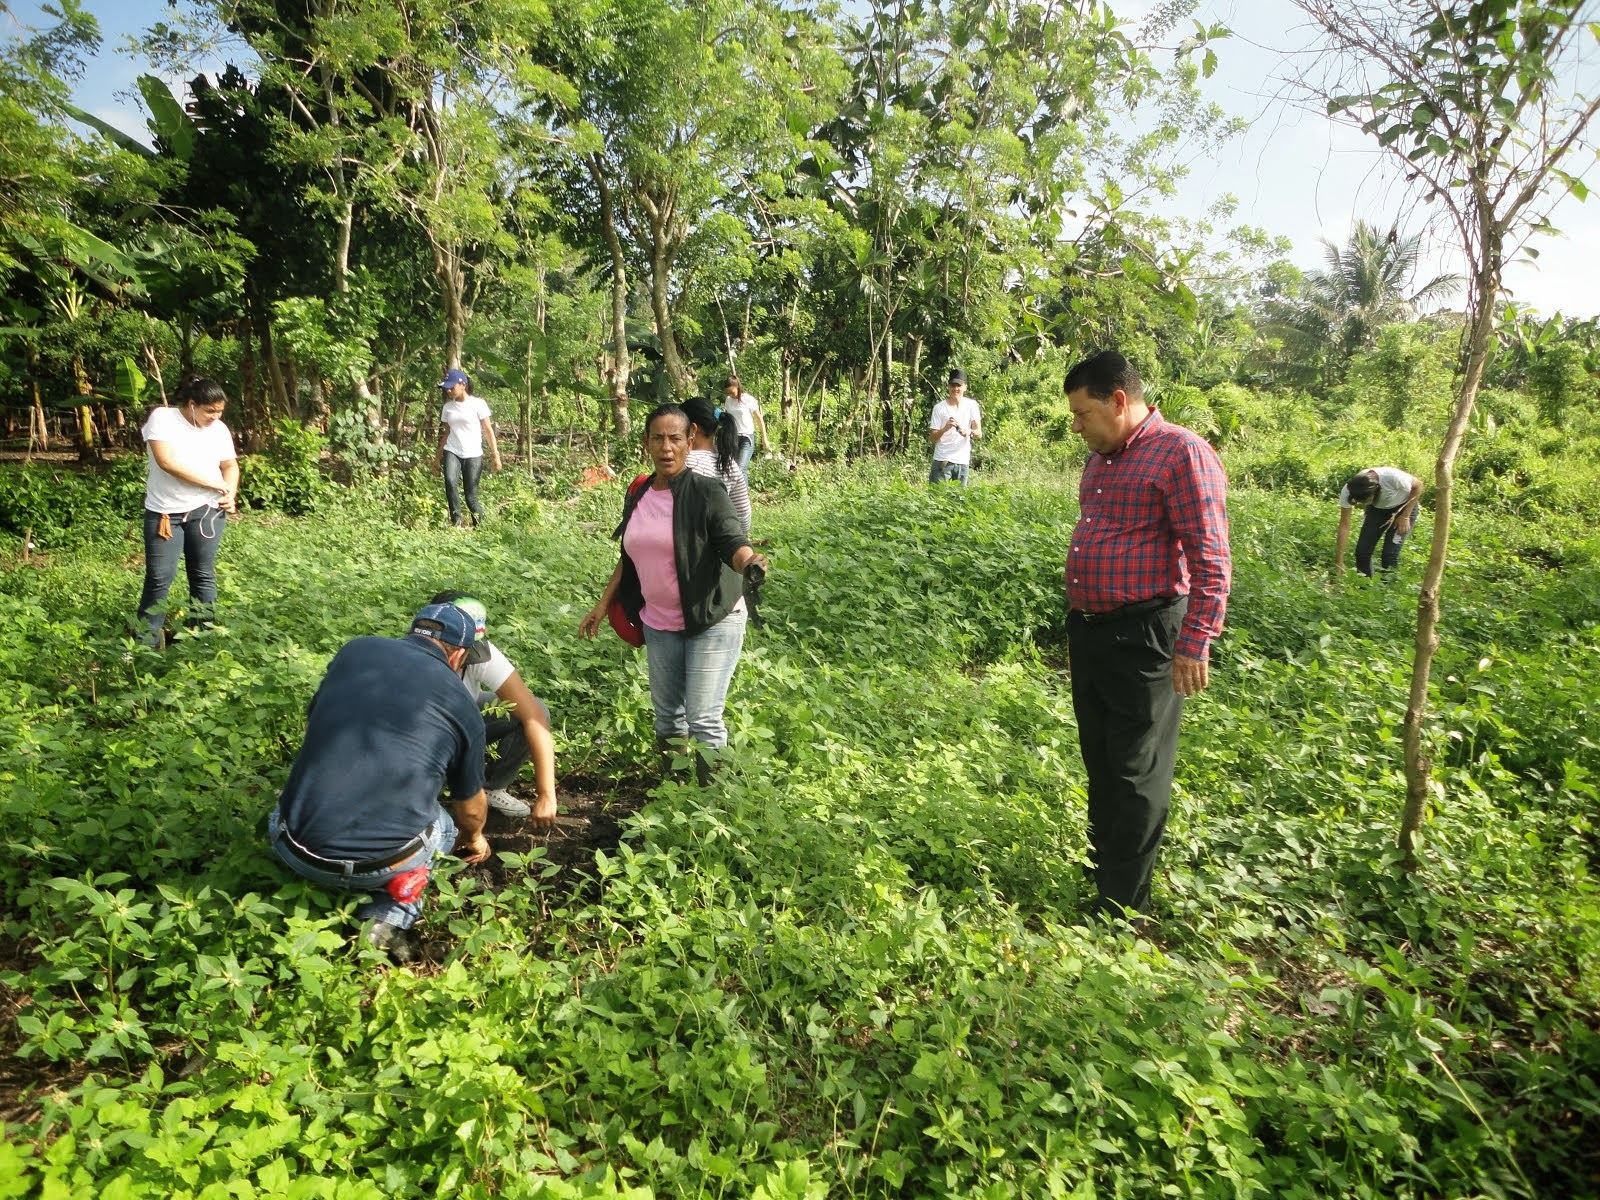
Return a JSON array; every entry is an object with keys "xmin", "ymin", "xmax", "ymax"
[
  {"xmin": 426, "ymin": 592, "xmax": 492, "ymax": 663},
  {"xmin": 409, "ymin": 602, "xmax": 491, "ymax": 663}
]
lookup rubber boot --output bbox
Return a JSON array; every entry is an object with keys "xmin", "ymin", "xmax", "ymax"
[
  {"xmin": 655, "ymin": 736, "xmax": 677, "ymax": 777},
  {"xmin": 694, "ymin": 746, "xmax": 725, "ymax": 787}
]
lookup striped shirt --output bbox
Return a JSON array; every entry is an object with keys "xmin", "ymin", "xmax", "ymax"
[
  {"xmin": 686, "ymin": 448, "xmax": 752, "ymax": 533},
  {"xmin": 1066, "ymin": 410, "xmax": 1231, "ymax": 661}
]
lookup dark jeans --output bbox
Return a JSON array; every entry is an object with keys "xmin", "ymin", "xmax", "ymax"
[
  {"xmin": 482, "ymin": 712, "xmax": 530, "ymax": 791},
  {"xmin": 928, "ymin": 460, "xmax": 969, "ymax": 486},
  {"xmin": 137, "ymin": 506, "xmax": 226, "ymax": 645},
  {"xmin": 442, "ymin": 452, "xmax": 483, "ymax": 526},
  {"xmin": 1355, "ymin": 504, "xmax": 1409, "ymax": 577},
  {"xmin": 1067, "ymin": 597, "xmax": 1187, "ymax": 917}
]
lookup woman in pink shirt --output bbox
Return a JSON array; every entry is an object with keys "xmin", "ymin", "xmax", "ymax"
[{"xmin": 579, "ymin": 405, "xmax": 768, "ymax": 778}]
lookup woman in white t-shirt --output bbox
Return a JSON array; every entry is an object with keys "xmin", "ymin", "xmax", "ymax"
[
  {"xmin": 135, "ymin": 378, "xmax": 239, "ymax": 647},
  {"xmin": 433, "ymin": 367, "xmax": 501, "ymax": 527},
  {"xmin": 721, "ymin": 375, "xmax": 770, "ymax": 478}
]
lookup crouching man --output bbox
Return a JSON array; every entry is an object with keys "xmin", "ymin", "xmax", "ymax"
[{"xmin": 267, "ymin": 601, "xmax": 492, "ymax": 962}]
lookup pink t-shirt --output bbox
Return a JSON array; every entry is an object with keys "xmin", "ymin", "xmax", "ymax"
[{"xmin": 622, "ymin": 485, "xmax": 684, "ymax": 631}]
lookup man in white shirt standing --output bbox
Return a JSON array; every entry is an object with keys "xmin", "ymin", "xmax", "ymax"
[
  {"xmin": 1335, "ymin": 467, "xmax": 1424, "ymax": 577},
  {"xmin": 433, "ymin": 367, "xmax": 502, "ymax": 527},
  {"xmin": 928, "ymin": 367, "xmax": 982, "ymax": 485},
  {"xmin": 722, "ymin": 375, "xmax": 771, "ymax": 478}
]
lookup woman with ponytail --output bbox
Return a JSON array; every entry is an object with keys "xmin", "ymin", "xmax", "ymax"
[{"xmin": 680, "ymin": 395, "xmax": 751, "ymax": 533}]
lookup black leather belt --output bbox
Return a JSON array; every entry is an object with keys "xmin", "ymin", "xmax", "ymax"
[
  {"xmin": 276, "ymin": 821, "xmax": 428, "ymax": 873},
  {"xmin": 1070, "ymin": 596, "xmax": 1177, "ymax": 624}
]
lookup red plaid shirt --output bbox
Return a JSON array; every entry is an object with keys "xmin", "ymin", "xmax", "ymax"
[{"xmin": 1066, "ymin": 410, "xmax": 1231, "ymax": 661}]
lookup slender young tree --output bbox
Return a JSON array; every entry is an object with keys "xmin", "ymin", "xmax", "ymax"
[{"xmin": 1295, "ymin": 0, "xmax": 1600, "ymax": 864}]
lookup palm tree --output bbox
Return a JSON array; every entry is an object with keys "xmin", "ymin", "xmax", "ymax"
[{"xmin": 1301, "ymin": 221, "xmax": 1463, "ymax": 370}]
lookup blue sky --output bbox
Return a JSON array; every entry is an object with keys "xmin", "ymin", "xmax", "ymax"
[
  {"xmin": 1178, "ymin": 0, "xmax": 1600, "ymax": 318},
  {"xmin": 9, "ymin": 0, "xmax": 1600, "ymax": 318}
]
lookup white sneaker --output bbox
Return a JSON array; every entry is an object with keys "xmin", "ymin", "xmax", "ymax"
[{"xmin": 486, "ymin": 789, "xmax": 531, "ymax": 817}]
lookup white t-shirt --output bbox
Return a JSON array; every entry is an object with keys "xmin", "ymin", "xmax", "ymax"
[
  {"xmin": 440, "ymin": 395, "xmax": 493, "ymax": 458},
  {"xmin": 1340, "ymin": 467, "xmax": 1417, "ymax": 511},
  {"xmin": 461, "ymin": 641, "xmax": 516, "ymax": 707},
  {"xmin": 929, "ymin": 397, "xmax": 981, "ymax": 465},
  {"xmin": 724, "ymin": 393, "xmax": 760, "ymax": 441},
  {"xmin": 141, "ymin": 405, "xmax": 237, "ymax": 513}
]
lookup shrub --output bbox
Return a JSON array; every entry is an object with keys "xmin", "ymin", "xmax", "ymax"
[{"xmin": 239, "ymin": 420, "xmax": 328, "ymax": 515}]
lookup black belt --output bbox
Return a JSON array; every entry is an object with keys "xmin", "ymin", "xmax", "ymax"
[
  {"xmin": 1070, "ymin": 596, "xmax": 1178, "ymax": 624},
  {"xmin": 276, "ymin": 820, "xmax": 429, "ymax": 873}
]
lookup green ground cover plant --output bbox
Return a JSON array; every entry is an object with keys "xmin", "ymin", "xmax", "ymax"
[{"xmin": 0, "ymin": 443, "xmax": 1596, "ymax": 1198}]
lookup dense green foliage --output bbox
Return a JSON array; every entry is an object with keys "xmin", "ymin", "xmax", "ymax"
[
  {"xmin": 1, "ymin": 409, "xmax": 1597, "ymax": 1195},
  {"xmin": 0, "ymin": 0, "xmax": 1258, "ymax": 462}
]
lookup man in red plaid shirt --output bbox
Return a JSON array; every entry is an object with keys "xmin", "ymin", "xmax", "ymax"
[{"xmin": 1063, "ymin": 350, "xmax": 1231, "ymax": 921}]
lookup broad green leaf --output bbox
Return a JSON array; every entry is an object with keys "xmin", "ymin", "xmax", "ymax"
[{"xmin": 137, "ymin": 75, "xmax": 196, "ymax": 162}]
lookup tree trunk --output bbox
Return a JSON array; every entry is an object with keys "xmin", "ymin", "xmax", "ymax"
[
  {"xmin": 240, "ymin": 315, "xmax": 261, "ymax": 451},
  {"xmin": 252, "ymin": 290, "xmax": 290, "ymax": 419},
  {"xmin": 27, "ymin": 349, "xmax": 48, "ymax": 454},
  {"xmin": 536, "ymin": 264, "xmax": 549, "ymax": 425},
  {"xmin": 780, "ymin": 349, "xmax": 794, "ymax": 426},
  {"xmin": 521, "ymin": 338, "xmax": 534, "ymax": 472},
  {"xmin": 285, "ymin": 352, "xmax": 301, "ymax": 422},
  {"xmin": 71, "ymin": 353, "xmax": 98, "ymax": 462},
  {"xmin": 813, "ymin": 376, "xmax": 826, "ymax": 454},
  {"xmin": 178, "ymin": 320, "xmax": 195, "ymax": 381},
  {"xmin": 300, "ymin": 362, "xmax": 329, "ymax": 428},
  {"xmin": 386, "ymin": 338, "xmax": 410, "ymax": 448},
  {"xmin": 142, "ymin": 343, "xmax": 167, "ymax": 405},
  {"xmin": 879, "ymin": 329, "xmax": 895, "ymax": 451},
  {"xmin": 435, "ymin": 242, "xmax": 468, "ymax": 370},
  {"xmin": 1398, "ymin": 249, "xmax": 1501, "ymax": 866},
  {"xmin": 588, "ymin": 155, "xmax": 631, "ymax": 445},
  {"xmin": 905, "ymin": 336, "xmax": 923, "ymax": 454},
  {"xmin": 638, "ymin": 189, "xmax": 692, "ymax": 393},
  {"xmin": 649, "ymin": 234, "xmax": 690, "ymax": 393}
]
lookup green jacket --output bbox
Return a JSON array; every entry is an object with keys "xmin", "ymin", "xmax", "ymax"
[{"xmin": 612, "ymin": 470, "xmax": 752, "ymax": 636}]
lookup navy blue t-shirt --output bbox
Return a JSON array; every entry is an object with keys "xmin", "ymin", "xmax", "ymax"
[{"xmin": 277, "ymin": 635, "xmax": 486, "ymax": 859}]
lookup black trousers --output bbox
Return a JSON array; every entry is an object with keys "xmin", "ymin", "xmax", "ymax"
[
  {"xmin": 1067, "ymin": 597, "xmax": 1186, "ymax": 917},
  {"xmin": 482, "ymin": 712, "xmax": 530, "ymax": 791},
  {"xmin": 1354, "ymin": 503, "xmax": 1409, "ymax": 577}
]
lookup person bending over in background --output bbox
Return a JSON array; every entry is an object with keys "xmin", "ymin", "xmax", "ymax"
[
  {"xmin": 134, "ymin": 378, "xmax": 239, "ymax": 647},
  {"xmin": 928, "ymin": 367, "xmax": 982, "ymax": 485},
  {"xmin": 427, "ymin": 590, "xmax": 558, "ymax": 828},
  {"xmin": 433, "ymin": 367, "xmax": 501, "ymax": 527},
  {"xmin": 1063, "ymin": 349, "xmax": 1231, "ymax": 923},
  {"xmin": 268, "ymin": 602, "xmax": 491, "ymax": 964},
  {"xmin": 578, "ymin": 404, "xmax": 767, "ymax": 782},
  {"xmin": 681, "ymin": 395, "xmax": 752, "ymax": 533},
  {"xmin": 1335, "ymin": 467, "xmax": 1423, "ymax": 577}
]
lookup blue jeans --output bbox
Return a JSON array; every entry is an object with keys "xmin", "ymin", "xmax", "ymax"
[
  {"xmin": 734, "ymin": 435, "xmax": 755, "ymax": 478},
  {"xmin": 137, "ymin": 506, "xmax": 226, "ymax": 645},
  {"xmin": 268, "ymin": 807, "xmax": 457, "ymax": 930},
  {"xmin": 442, "ymin": 452, "xmax": 483, "ymax": 525},
  {"xmin": 642, "ymin": 609, "xmax": 747, "ymax": 748},
  {"xmin": 929, "ymin": 460, "xmax": 969, "ymax": 485}
]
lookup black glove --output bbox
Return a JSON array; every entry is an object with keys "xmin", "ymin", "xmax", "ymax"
[{"xmin": 743, "ymin": 561, "xmax": 766, "ymax": 627}]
